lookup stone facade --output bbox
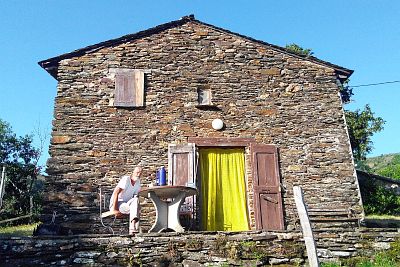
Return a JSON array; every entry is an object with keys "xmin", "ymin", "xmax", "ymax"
[{"xmin": 39, "ymin": 16, "xmax": 363, "ymax": 233}]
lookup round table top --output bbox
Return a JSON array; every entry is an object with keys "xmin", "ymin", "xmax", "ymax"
[{"xmin": 139, "ymin": 185, "xmax": 197, "ymax": 199}]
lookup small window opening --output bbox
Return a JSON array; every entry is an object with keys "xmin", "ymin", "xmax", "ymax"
[{"xmin": 197, "ymin": 88, "xmax": 212, "ymax": 105}]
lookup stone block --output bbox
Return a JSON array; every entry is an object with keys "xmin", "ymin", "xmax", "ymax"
[
  {"xmin": 260, "ymin": 67, "xmax": 281, "ymax": 76},
  {"xmin": 256, "ymin": 108, "xmax": 278, "ymax": 116},
  {"xmin": 52, "ymin": 135, "xmax": 72, "ymax": 144}
]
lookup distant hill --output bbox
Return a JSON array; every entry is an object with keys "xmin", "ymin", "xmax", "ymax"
[{"xmin": 360, "ymin": 153, "xmax": 400, "ymax": 180}]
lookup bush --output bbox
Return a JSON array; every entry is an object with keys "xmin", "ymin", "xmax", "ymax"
[{"xmin": 359, "ymin": 178, "xmax": 400, "ymax": 215}]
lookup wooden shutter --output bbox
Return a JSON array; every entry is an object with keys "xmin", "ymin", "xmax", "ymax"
[
  {"xmin": 251, "ymin": 144, "xmax": 284, "ymax": 230},
  {"xmin": 114, "ymin": 70, "xmax": 144, "ymax": 107}
]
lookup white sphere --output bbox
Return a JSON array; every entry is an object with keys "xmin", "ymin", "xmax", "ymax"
[{"xmin": 212, "ymin": 119, "xmax": 224, "ymax": 130}]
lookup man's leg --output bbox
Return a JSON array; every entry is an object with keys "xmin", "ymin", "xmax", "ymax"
[{"xmin": 129, "ymin": 196, "xmax": 140, "ymax": 234}]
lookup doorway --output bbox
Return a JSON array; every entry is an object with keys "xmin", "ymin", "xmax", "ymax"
[{"xmin": 199, "ymin": 148, "xmax": 249, "ymax": 231}]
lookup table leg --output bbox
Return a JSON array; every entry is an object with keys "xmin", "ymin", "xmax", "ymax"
[
  {"xmin": 148, "ymin": 191, "xmax": 168, "ymax": 233},
  {"xmin": 167, "ymin": 191, "xmax": 186, "ymax": 233}
]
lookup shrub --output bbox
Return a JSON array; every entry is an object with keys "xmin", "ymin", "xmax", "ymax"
[{"xmin": 359, "ymin": 178, "xmax": 400, "ymax": 215}]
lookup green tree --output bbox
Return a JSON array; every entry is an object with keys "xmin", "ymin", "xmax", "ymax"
[
  {"xmin": 345, "ymin": 105, "xmax": 385, "ymax": 164},
  {"xmin": 285, "ymin": 43, "xmax": 314, "ymax": 57},
  {"xmin": 0, "ymin": 119, "xmax": 43, "ymax": 222}
]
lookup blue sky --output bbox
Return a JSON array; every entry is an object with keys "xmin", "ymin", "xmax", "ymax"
[{"xmin": 1, "ymin": 1, "xmax": 399, "ymax": 167}]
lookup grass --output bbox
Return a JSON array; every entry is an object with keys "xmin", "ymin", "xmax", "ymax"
[
  {"xmin": 320, "ymin": 238, "xmax": 400, "ymax": 267},
  {"xmin": 0, "ymin": 223, "xmax": 39, "ymax": 237}
]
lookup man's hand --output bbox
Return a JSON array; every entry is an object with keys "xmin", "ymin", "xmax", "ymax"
[
  {"xmin": 101, "ymin": 209, "xmax": 123, "ymax": 218},
  {"xmin": 112, "ymin": 209, "xmax": 124, "ymax": 218}
]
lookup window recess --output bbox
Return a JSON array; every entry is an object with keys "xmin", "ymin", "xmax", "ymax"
[{"xmin": 197, "ymin": 88, "xmax": 212, "ymax": 106}]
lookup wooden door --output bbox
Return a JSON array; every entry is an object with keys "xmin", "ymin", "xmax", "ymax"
[
  {"xmin": 168, "ymin": 143, "xmax": 197, "ymax": 228},
  {"xmin": 168, "ymin": 143, "xmax": 196, "ymax": 186},
  {"xmin": 251, "ymin": 144, "xmax": 284, "ymax": 230}
]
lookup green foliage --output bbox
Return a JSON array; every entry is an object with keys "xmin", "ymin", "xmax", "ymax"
[
  {"xmin": 285, "ymin": 43, "xmax": 314, "ymax": 57},
  {"xmin": 322, "ymin": 238, "xmax": 400, "ymax": 267},
  {"xmin": 359, "ymin": 178, "xmax": 400, "ymax": 215},
  {"xmin": 345, "ymin": 105, "xmax": 385, "ymax": 163},
  {"xmin": 321, "ymin": 263, "xmax": 341, "ymax": 267},
  {"xmin": 339, "ymin": 79, "xmax": 354, "ymax": 104},
  {"xmin": 363, "ymin": 153, "xmax": 398, "ymax": 170},
  {"xmin": 0, "ymin": 118, "xmax": 43, "ymax": 223},
  {"xmin": 360, "ymin": 153, "xmax": 400, "ymax": 180},
  {"xmin": 376, "ymin": 155, "xmax": 400, "ymax": 180}
]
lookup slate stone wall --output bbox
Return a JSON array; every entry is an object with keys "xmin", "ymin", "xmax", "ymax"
[
  {"xmin": 44, "ymin": 21, "xmax": 362, "ymax": 233},
  {"xmin": 1, "ymin": 229, "xmax": 399, "ymax": 266}
]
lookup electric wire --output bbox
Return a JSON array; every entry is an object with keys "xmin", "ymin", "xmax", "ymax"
[{"xmin": 349, "ymin": 80, "xmax": 400, "ymax": 88}]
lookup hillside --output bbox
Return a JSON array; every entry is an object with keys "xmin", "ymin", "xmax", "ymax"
[{"xmin": 361, "ymin": 153, "xmax": 400, "ymax": 180}]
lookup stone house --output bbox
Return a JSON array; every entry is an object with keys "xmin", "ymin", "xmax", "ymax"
[{"xmin": 39, "ymin": 15, "xmax": 363, "ymax": 234}]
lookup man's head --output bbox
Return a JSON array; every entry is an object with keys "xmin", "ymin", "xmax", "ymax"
[{"xmin": 131, "ymin": 166, "xmax": 142, "ymax": 181}]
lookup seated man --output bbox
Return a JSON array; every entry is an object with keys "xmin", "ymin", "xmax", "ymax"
[{"xmin": 109, "ymin": 166, "xmax": 142, "ymax": 234}]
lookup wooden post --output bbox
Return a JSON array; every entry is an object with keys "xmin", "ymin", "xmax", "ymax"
[
  {"xmin": 293, "ymin": 186, "xmax": 320, "ymax": 267},
  {"xmin": 0, "ymin": 166, "xmax": 6, "ymax": 210},
  {"xmin": 29, "ymin": 196, "xmax": 33, "ymax": 223}
]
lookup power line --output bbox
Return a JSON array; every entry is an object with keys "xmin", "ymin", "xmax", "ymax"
[{"xmin": 349, "ymin": 80, "xmax": 400, "ymax": 88}]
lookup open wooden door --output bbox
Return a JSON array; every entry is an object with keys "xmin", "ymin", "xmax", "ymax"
[
  {"xmin": 168, "ymin": 143, "xmax": 197, "ymax": 229},
  {"xmin": 168, "ymin": 143, "xmax": 196, "ymax": 186},
  {"xmin": 251, "ymin": 144, "xmax": 284, "ymax": 230}
]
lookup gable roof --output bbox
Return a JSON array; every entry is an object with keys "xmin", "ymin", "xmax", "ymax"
[{"xmin": 39, "ymin": 15, "xmax": 353, "ymax": 80}]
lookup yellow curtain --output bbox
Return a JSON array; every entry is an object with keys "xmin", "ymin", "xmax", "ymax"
[{"xmin": 199, "ymin": 148, "xmax": 249, "ymax": 231}]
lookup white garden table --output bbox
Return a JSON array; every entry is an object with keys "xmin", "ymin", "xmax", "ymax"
[{"xmin": 139, "ymin": 185, "xmax": 197, "ymax": 233}]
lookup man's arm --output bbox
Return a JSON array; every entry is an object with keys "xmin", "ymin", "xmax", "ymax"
[{"xmin": 111, "ymin": 187, "xmax": 123, "ymax": 214}]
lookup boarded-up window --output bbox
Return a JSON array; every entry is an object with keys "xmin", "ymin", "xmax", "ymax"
[
  {"xmin": 114, "ymin": 70, "xmax": 144, "ymax": 107},
  {"xmin": 251, "ymin": 144, "xmax": 284, "ymax": 230},
  {"xmin": 197, "ymin": 88, "xmax": 211, "ymax": 105}
]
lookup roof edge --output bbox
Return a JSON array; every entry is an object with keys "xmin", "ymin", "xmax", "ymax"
[
  {"xmin": 39, "ymin": 14, "xmax": 353, "ymax": 80},
  {"xmin": 190, "ymin": 19, "xmax": 353, "ymax": 79},
  {"xmin": 38, "ymin": 15, "xmax": 196, "ymax": 79}
]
